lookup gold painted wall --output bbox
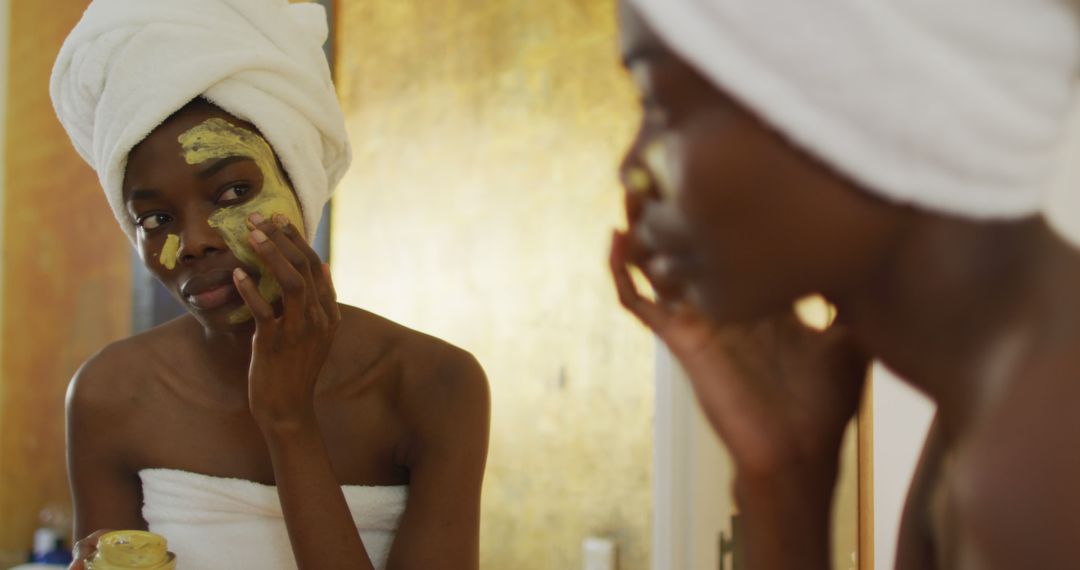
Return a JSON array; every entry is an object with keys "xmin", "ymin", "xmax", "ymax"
[
  {"xmin": 0, "ymin": 0, "xmax": 131, "ymax": 562},
  {"xmin": 333, "ymin": 1, "xmax": 653, "ymax": 568}
]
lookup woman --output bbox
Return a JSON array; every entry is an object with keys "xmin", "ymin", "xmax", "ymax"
[
  {"xmin": 51, "ymin": 2, "xmax": 489, "ymax": 569},
  {"xmin": 611, "ymin": 1, "xmax": 1080, "ymax": 568}
]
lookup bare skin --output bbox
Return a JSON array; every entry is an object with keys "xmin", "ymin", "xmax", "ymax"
[
  {"xmin": 66, "ymin": 100, "xmax": 490, "ymax": 569},
  {"xmin": 615, "ymin": 4, "xmax": 1080, "ymax": 568}
]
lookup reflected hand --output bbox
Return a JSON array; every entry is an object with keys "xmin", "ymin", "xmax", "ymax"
[
  {"xmin": 609, "ymin": 230, "xmax": 868, "ymax": 479},
  {"xmin": 234, "ymin": 214, "xmax": 341, "ymax": 432}
]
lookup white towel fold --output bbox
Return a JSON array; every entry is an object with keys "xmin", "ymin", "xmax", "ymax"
[
  {"xmin": 50, "ymin": 0, "xmax": 350, "ymax": 241},
  {"xmin": 140, "ymin": 469, "xmax": 408, "ymax": 570},
  {"xmin": 628, "ymin": 0, "xmax": 1080, "ymax": 219}
]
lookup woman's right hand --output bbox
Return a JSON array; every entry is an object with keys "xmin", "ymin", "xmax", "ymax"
[
  {"xmin": 69, "ymin": 529, "xmax": 112, "ymax": 570},
  {"xmin": 609, "ymin": 230, "xmax": 868, "ymax": 483}
]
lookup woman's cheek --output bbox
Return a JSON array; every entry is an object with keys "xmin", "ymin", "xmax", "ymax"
[
  {"xmin": 647, "ymin": 130, "xmax": 713, "ymax": 241},
  {"xmin": 159, "ymin": 233, "xmax": 181, "ymax": 270},
  {"xmin": 642, "ymin": 134, "xmax": 679, "ymax": 202}
]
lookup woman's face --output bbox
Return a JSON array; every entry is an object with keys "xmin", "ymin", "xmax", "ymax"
[
  {"xmin": 618, "ymin": 3, "xmax": 905, "ymax": 323},
  {"xmin": 123, "ymin": 102, "xmax": 304, "ymax": 332}
]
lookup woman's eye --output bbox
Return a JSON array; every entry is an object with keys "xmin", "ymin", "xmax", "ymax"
[
  {"xmin": 138, "ymin": 213, "xmax": 171, "ymax": 231},
  {"xmin": 219, "ymin": 184, "xmax": 252, "ymax": 202}
]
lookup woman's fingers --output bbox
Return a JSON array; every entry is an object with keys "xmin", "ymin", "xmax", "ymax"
[
  {"xmin": 71, "ymin": 529, "xmax": 112, "ymax": 569},
  {"xmin": 234, "ymin": 267, "xmax": 275, "ymax": 323},
  {"xmin": 258, "ymin": 216, "xmax": 316, "ymax": 291},
  {"xmin": 274, "ymin": 215, "xmax": 338, "ymax": 319},
  {"xmin": 609, "ymin": 230, "xmax": 669, "ymax": 331},
  {"xmin": 274, "ymin": 214, "xmax": 323, "ymax": 273},
  {"xmin": 248, "ymin": 217, "xmax": 309, "ymax": 325},
  {"xmin": 321, "ymin": 263, "xmax": 342, "ymax": 322}
]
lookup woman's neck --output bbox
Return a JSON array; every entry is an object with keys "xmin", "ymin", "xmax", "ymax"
[
  {"xmin": 196, "ymin": 318, "xmax": 257, "ymax": 390},
  {"xmin": 834, "ymin": 214, "xmax": 1080, "ymax": 436}
]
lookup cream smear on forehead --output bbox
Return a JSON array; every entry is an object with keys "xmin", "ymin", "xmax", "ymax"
[{"xmin": 178, "ymin": 118, "xmax": 307, "ymax": 324}]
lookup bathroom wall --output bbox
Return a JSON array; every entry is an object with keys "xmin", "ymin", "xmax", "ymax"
[
  {"xmin": 333, "ymin": 1, "xmax": 654, "ymax": 568},
  {"xmin": 0, "ymin": 0, "xmax": 131, "ymax": 561}
]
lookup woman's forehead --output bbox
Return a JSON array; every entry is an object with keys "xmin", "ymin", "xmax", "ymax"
[
  {"xmin": 157, "ymin": 103, "xmax": 259, "ymax": 150},
  {"xmin": 124, "ymin": 104, "xmax": 264, "ymax": 190}
]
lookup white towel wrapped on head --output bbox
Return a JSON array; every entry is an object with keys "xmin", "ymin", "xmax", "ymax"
[
  {"xmin": 50, "ymin": 0, "xmax": 350, "ymax": 242},
  {"xmin": 628, "ymin": 0, "xmax": 1080, "ymax": 219}
]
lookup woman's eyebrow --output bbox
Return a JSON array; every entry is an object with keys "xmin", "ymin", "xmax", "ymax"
[
  {"xmin": 126, "ymin": 188, "xmax": 160, "ymax": 203},
  {"xmin": 197, "ymin": 155, "xmax": 252, "ymax": 179}
]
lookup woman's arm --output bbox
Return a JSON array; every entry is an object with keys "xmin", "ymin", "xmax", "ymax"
[
  {"xmin": 238, "ymin": 214, "xmax": 491, "ymax": 569},
  {"xmin": 261, "ymin": 420, "xmax": 377, "ymax": 570},
  {"xmin": 257, "ymin": 349, "xmax": 489, "ymax": 570},
  {"xmin": 233, "ymin": 214, "xmax": 383, "ymax": 569},
  {"xmin": 66, "ymin": 349, "xmax": 147, "ymax": 568},
  {"xmin": 732, "ymin": 460, "xmax": 839, "ymax": 569},
  {"xmin": 386, "ymin": 350, "xmax": 490, "ymax": 569}
]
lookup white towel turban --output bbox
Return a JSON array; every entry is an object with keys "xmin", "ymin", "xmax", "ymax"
[
  {"xmin": 51, "ymin": 0, "xmax": 350, "ymax": 242},
  {"xmin": 628, "ymin": 0, "xmax": 1080, "ymax": 219}
]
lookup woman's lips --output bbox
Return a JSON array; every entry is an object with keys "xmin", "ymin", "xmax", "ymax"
[
  {"xmin": 630, "ymin": 224, "xmax": 698, "ymax": 282},
  {"xmin": 187, "ymin": 283, "xmax": 239, "ymax": 311}
]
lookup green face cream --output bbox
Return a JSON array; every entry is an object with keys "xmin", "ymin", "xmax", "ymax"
[{"xmin": 178, "ymin": 118, "xmax": 307, "ymax": 324}]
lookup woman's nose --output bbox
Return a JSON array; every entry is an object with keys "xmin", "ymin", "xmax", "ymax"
[
  {"xmin": 618, "ymin": 121, "xmax": 666, "ymax": 224},
  {"xmin": 177, "ymin": 216, "xmax": 226, "ymax": 264}
]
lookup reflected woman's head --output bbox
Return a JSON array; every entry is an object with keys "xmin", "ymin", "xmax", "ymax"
[
  {"xmin": 122, "ymin": 99, "xmax": 304, "ymax": 332},
  {"xmin": 51, "ymin": 0, "xmax": 352, "ymax": 322}
]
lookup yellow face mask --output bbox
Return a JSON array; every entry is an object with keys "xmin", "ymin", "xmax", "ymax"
[
  {"xmin": 177, "ymin": 118, "xmax": 307, "ymax": 324},
  {"xmin": 643, "ymin": 139, "xmax": 677, "ymax": 201},
  {"xmin": 159, "ymin": 234, "xmax": 181, "ymax": 270}
]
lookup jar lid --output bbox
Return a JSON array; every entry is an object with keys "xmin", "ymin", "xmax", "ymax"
[{"xmin": 90, "ymin": 531, "xmax": 172, "ymax": 569}]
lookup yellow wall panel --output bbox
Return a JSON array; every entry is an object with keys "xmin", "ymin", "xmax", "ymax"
[
  {"xmin": 334, "ymin": 1, "xmax": 654, "ymax": 568},
  {"xmin": 0, "ymin": 0, "xmax": 131, "ymax": 561}
]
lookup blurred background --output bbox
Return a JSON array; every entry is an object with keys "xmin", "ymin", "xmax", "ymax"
[{"xmin": 3, "ymin": 1, "xmax": 1080, "ymax": 569}]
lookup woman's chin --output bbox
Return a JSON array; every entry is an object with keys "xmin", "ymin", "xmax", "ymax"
[{"xmin": 190, "ymin": 306, "xmax": 256, "ymax": 334}]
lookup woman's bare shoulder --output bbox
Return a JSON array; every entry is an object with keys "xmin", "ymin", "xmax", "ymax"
[
  {"xmin": 334, "ymin": 304, "xmax": 489, "ymax": 432},
  {"xmin": 67, "ymin": 315, "xmax": 198, "ymax": 416},
  {"xmin": 951, "ymin": 358, "xmax": 1080, "ymax": 568},
  {"xmin": 335, "ymin": 304, "xmax": 482, "ymax": 374}
]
